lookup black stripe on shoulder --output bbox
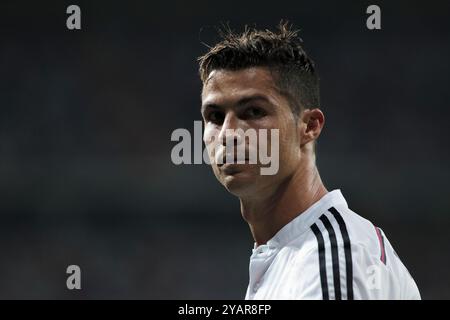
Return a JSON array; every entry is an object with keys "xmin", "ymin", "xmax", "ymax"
[
  {"xmin": 328, "ymin": 207, "xmax": 354, "ymax": 300},
  {"xmin": 319, "ymin": 215, "xmax": 342, "ymax": 300},
  {"xmin": 311, "ymin": 223, "xmax": 329, "ymax": 300}
]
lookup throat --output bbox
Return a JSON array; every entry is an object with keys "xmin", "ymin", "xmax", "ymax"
[{"xmin": 240, "ymin": 168, "xmax": 328, "ymax": 247}]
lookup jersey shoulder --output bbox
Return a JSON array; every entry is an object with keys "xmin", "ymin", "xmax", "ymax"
[{"xmin": 292, "ymin": 204, "xmax": 421, "ymax": 299}]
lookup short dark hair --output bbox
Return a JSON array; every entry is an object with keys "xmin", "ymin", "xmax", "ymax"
[{"xmin": 198, "ymin": 21, "xmax": 320, "ymax": 115}]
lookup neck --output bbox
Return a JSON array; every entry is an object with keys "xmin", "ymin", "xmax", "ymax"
[{"xmin": 240, "ymin": 158, "xmax": 328, "ymax": 247}]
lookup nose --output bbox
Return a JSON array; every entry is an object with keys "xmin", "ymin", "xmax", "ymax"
[{"xmin": 219, "ymin": 112, "xmax": 245, "ymax": 147}]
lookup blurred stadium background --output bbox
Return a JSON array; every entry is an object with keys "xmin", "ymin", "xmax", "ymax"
[{"xmin": 0, "ymin": 0, "xmax": 449, "ymax": 299}]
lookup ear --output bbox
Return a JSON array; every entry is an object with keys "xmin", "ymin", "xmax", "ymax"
[{"xmin": 300, "ymin": 108, "xmax": 325, "ymax": 147}]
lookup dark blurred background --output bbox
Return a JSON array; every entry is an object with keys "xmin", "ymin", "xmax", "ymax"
[{"xmin": 0, "ymin": 0, "xmax": 449, "ymax": 299}]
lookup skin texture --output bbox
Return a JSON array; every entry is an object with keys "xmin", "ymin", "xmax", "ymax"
[{"xmin": 201, "ymin": 67, "xmax": 328, "ymax": 246}]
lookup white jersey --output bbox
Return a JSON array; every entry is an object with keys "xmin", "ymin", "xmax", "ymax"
[{"xmin": 245, "ymin": 189, "xmax": 420, "ymax": 300}]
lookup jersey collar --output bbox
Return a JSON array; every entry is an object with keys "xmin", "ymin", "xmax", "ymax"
[{"xmin": 254, "ymin": 189, "xmax": 348, "ymax": 252}]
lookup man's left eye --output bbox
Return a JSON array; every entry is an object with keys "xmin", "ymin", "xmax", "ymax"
[{"xmin": 244, "ymin": 107, "xmax": 266, "ymax": 119}]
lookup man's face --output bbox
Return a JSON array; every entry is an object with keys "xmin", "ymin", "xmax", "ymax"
[{"xmin": 201, "ymin": 67, "xmax": 303, "ymax": 198}]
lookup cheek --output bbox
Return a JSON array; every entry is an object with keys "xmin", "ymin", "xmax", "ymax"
[{"xmin": 277, "ymin": 122, "xmax": 300, "ymax": 163}]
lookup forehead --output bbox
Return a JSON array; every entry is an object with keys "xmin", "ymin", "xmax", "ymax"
[{"xmin": 201, "ymin": 67, "xmax": 279, "ymax": 104}]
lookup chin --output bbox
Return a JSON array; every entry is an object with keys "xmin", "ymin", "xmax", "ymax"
[
  {"xmin": 220, "ymin": 166, "xmax": 259, "ymax": 197},
  {"xmin": 224, "ymin": 181, "xmax": 256, "ymax": 198}
]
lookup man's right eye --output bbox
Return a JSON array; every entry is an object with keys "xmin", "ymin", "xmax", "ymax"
[{"xmin": 206, "ymin": 111, "xmax": 224, "ymax": 124}]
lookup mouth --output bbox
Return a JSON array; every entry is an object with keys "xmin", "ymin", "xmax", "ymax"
[
  {"xmin": 218, "ymin": 160, "xmax": 252, "ymax": 176},
  {"xmin": 221, "ymin": 164, "xmax": 247, "ymax": 176},
  {"xmin": 218, "ymin": 156, "xmax": 249, "ymax": 166}
]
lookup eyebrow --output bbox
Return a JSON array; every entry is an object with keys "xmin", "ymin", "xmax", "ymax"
[{"xmin": 201, "ymin": 94, "xmax": 271, "ymax": 114}]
